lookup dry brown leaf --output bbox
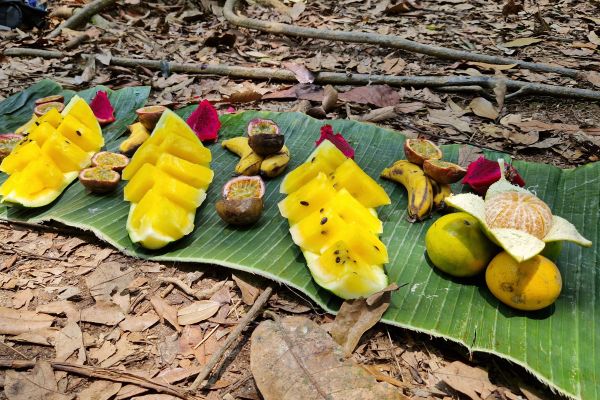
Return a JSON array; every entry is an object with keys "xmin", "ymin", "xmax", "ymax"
[
  {"xmin": 178, "ymin": 300, "xmax": 220, "ymax": 325},
  {"xmin": 12, "ymin": 288, "xmax": 34, "ymax": 309},
  {"xmin": 178, "ymin": 325, "xmax": 204, "ymax": 357},
  {"xmin": 119, "ymin": 312, "xmax": 159, "ymax": 332},
  {"xmin": 381, "ymin": 57, "xmax": 407, "ymax": 74},
  {"xmin": 469, "ymin": 97, "xmax": 499, "ymax": 120},
  {"xmin": 4, "ymin": 361, "xmax": 71, "ymax": 400},
  {"xmin": 493, "ymin": 81, "xmax": 507, "ymax": 110},
  {"xmin": 262, "ymin": 84, "xmax": 324, "ymax": 101},
  {"xmin": 101, "ymin": 334, "xmax": 137, "ymax": 368},
  {"xmin": 0, "ymin": 306, "xmax": 54, "ymax": 335},
  {"xmin": 588, "ymin": 31, "xmax": 600, "ymax": 46},
  {"xmin": 80, "ymin": 301, "xmax": 125, "ymax": 326},
  {"xmin": 428, "ymin": 109, "xmax": 472, "ymax": 133},
  {"xmin": 505, "ymin": 130, "xmax": 540, "ymax": 145},
  {"xmin": 12, "ymin": 328, "xmax": 59, "ymax": 346},
  {"xmin": 321, "ymin": 85, "xmax": 338, "ymax": 112},
  {"xmin": 283, "ymin": 62, "xmax": 315, "ymax": 84},
  {"xmin": 385, "ymin": 0, "xmax": 421, "ymax": 15},
  {"xmin": 85, "ymin": 262, "xmax": 134, "ymax": 302},
  {"xmin": 339, "ymin": 85, "xmax": 401, "ymax": 107},
  {"xmin": 395, "ymin": 102, "xmax": 425, "ymax": 114},
  {"xmin": 55, "ymin": 320, "xmax": 85, "ymax": 364},
  {"xmin": 37, "ymin": 301, "xmax": 79, "ymax": 322},
  {"xmin": 500, "ymin": 113, "xmax": 522, "ymax": 127},
  {"xmin": 435, "ymin": 361, "xmax": 496, "ymax": 400},
  {"xmin": 457, "ymin": 145, "xmax": 483, "ymax": 168},
  {"xmin": 358, "ymin": 106, "xmax": 398, "ymax": 122},
  {"xmin": 90, "ymin": 341, "xmax": 117, "ymax": 363},
  {"xmin": 467, "ymin": 62, "xmax": 517, "ymax": 71},
  {"xmin": 150, "ymin": 295, "xmax": 181, "ymax": 332},
  {"xmin": 502, "ymin": 37, "xmax": 543, "ymax": 48},
  {"xmin": 250, "ymin": 316, "xmax": 405, "ymax": 400},
  {"xmin": 232, "ymin": 274, "xmax": 260, "ymax": 305},
  {"xmin": 77, "ymin": 380, "xmax": 121, "ymax": 400},
  {"xmin": 225, "ymin": 90, "xmax": 263, "ymax": 103},
  {"xmin": 331, "ymin": 285, "xmax": 397, "ymax": 355},
  {"xmin": 580, "ymin": 71, "xmax": 600, "ymax": 88},
  {"xmin": 516, "ymin": 120, "xmax": 579, "ymax": 133},
  {"xmin": 158, "ymin": 333, "xmax": 179, "ymax": 365}
]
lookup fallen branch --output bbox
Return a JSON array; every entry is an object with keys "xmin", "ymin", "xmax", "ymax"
[
  {"xmin": 223, "ymin": 0, "xmax": 594, "ymax": 82},
  {"xmin": 4, "ymin": 48, "xmax": 600, "ymax": 101},
  {"xmin": 0, "ymin": 360, "xmax": 199, "ymax": 400},
  {"xmin": 47, "ymin": 0, "xmax": 117, "ymax": 39},
  {"xmin": 189, "ymin": 284, "xmax": 274, "ymax": 390}
]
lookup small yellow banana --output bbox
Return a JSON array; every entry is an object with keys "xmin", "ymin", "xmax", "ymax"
[
  {"xmin": 261, "ymin": 145, "xmax": 290, "ymax": 178},
  {"xmin": 381, "ymin": 160, "xmax": 433, "ymax": 222},
  {"xmin": 430, "ymin": 178, "xmax": 452, "ymax": 210},
  {"xmin": 120, "ymin": 122, "xmax": 150, "ymax": 156},
  {"xmin": 222, "ymin": 137, "xmax": 264, "ymax": 176}
]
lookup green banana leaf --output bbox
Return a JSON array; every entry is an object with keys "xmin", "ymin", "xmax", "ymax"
[{"xmin": 1, "ymin": 81, "xmax": 598, "ymax": 400}]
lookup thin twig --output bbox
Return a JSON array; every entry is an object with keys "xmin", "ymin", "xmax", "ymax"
[
  {"xmin": 47, "ymin": 0, "xmax": 117, "ymax": 38},
  {"xmin": 223, "ymin": 0, "xmax": 590, "ymax": 80},
  {"xmin": 0, "ymin": 360, "xmax": 199, "ymax": 400},
  {"xmin": 0, "ymin": 243, "xmax": 73, "ymax": 265},
  {"xmin": 189, "ymin": 285, "xmax": 274, "ymax": 390},
  {"xmin": 4, "ymin": 48, "xmax": 600, "ymax": 101}
]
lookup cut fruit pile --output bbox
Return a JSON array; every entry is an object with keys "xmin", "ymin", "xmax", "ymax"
[
  {"xmin": 278, "ymin": 140, "xmax": 391, "ymax": 299},
  {"xmin": 0, "ymin": 96, "xmax": 104, "ymax": 207},
  {"xmin": 122, "ymin": 109, "xmax": 214, "ymax": 250}
]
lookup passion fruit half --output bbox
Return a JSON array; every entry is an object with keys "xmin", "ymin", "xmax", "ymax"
[
  {"xmin": 222, "ymin": 175, "xmax": 265, "ymax": 200},
  {"xmin": 91, "ymin": 151, "xmax": 130, "ymax": 172},
  {"xmin": 217, "ymin": 176, "xmax": 265, "ymax": 226},
  {"xmin": 79, "ymin": 167, "xmax": 121, "ymax": 194},
  {"xmin": 34, "ymin": 101, "xmax": 65, "ymax": 117},
  {"xmin": 35, "ymin": 95, "xmax": 64, "ymax": 106},
  {"xmin": 0, "ymin": 134, "xmax": 23, "ymax": 160},
  {"xmin": 136, "ymin": 105, "xmax": 167, "ymax": 131},
  {"xmin": 247, "ymin": 118, "xmax": 284, "ymax": 156},
  {"xmin": 404, "ymin": 138, "xmax": 443, "ymax": 166},
  {"xmin": 423, "ymin": 159, "xmax": 467, "ymax": 184}
]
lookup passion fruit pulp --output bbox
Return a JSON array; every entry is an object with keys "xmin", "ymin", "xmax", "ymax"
[
  {"xmin": 247, "ymin": 118, "xmax": 284, "ymax": 156},
  {"xmin": 0, "ymin": 134, "xmax": 24, "ymax": 160},
  {"xmin": 222, "ymin": 175, "xmax": 265, "ymax": 200},
  {"xmin": 423, "ymin": 159, "xmax": 467, "ymax": 184},
  {"xmin": 136, "ymin": 105, "xmax": 167, "ymax": 131},
  {"xmin": 34, "ymin": 101, "xmax": 65, "ymax": 117},
  {"xmin": 217, "ymin": 176, "xmax": 265, "ymax": 226},
  {"xmin": 35, "ymin": 95, "xmax": 64, "ymax": 105},
  {"xmin": 79, "ymin": 167, "xmax": 121, "ymax": 194},
  {"xmin": 91, "ymin": 151, "xmax": 130, "ymax": 172},
  {"xmin": 404, "ymin": 138, "xmax": 443, "ymax": 166}
]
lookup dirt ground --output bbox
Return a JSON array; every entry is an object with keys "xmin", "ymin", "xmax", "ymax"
[{"xmin": 1, "ymin": 0, "xmax": 599, "ymax": 399}]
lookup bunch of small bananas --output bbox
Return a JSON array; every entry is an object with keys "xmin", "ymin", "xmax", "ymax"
[
  {"xmin": 381, "ymin": 139, "xmax": 465, "ymax": 222},
  {"xmin": 222, "ymin": 137, "xmax": 290, "ymax": 178}
]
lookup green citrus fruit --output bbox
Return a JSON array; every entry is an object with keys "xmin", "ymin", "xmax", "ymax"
[{"xmin": 425, "ymin": 212, "xmax": 499, "ymax": 277}]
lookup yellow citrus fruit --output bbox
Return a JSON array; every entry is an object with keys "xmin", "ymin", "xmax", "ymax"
[
  {"xmin": 485, "ymin": 252, "xmax": 562, "ymax": 311},
  {"xmin": 425, "ymin": 212, "xmax": 498, "ymax": 277}
]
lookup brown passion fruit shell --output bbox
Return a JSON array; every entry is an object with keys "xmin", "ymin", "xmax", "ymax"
[
  {"xmin": 34, "ymin": 101, "xmax": 65, "ymax": 117},
  {"xmin": 91, "ymin": 151, "xmax": 130, "ymax": 172},
  {"xmin": 215, "ymin": 197, "xmax": 264, "ymax": 226},
  {"xmin": 79, "ymin": 167, "xmax": 121, "ymax": 194},
  {"xmin": 136, "ymin": 105, "xmax": 168, "ymax": 131},
  {"xmin": 0, "ymin": 134, "xmax": 23, "ymax": 160},
  {"xmin": 404, "ymin": 138, "xmax": 443, "ymax": 166},
  {"xmin": 423, "ymin": 159, "xmax": 467, "ymax": 184},
  {"xmin": 222, "ymin": 175, "xmax": 265, "ymax": 200},
  {"xmin": 247, "ymin": 118, "xmax": 284, "ymax": 156},
  {"xmin": 35, "ymin": 95, "xmax": 64, "ymax": 105}
]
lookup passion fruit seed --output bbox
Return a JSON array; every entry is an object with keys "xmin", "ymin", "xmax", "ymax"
[
  {"xmin": 404, "ymin": 138, "xmax": 443, "ymax": 166},
  {"xmin": 0, "ymin": 134, "xmax": 24, "ymax": 160},
  {"xmin": 216, "ymin": 197, "xmax": 264, "ymax": 226},
  {"xmin": 247, "ymin": 119, "xmax": 284, "ymax": 156},
  {"xmin": 79, "ymin": 167, "xmax": 120, "ymax": 194},
  {"xmin": 423, "ymin": 159, "xmax": 467, "ymax": 184},
  {"xmin": 34, "ymin": 102, "xmax": 65, "ymax": 117},
  {"xmin": 222, "ymin": 176, "xmax": 265, "ymax": 200},
  {"xmin": 91, "ymin": 151, "xmax": 130, "ymax": 172},
  {"xmin": 136, "ymin": 105, "xmax": 167, "ymax": 131},
  {"xmin": 35, "ymin": 95, "xmax": 64, "ymax": 105}
]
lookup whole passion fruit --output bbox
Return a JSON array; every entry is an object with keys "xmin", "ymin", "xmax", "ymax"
[
  {"xmin": 79, "ymin": 167, "xmax": 121, "ymax": 194},
  {"xmin": 34, "ymin": 101, "xmax": 64, "ymax": 117},
  {"xmin": 404, "ymin": 138, "xmax": 442, "ymax": 166},
  {"xmin": 423, "ymin": 159, "xmax": 467, "ymax": 184},
  {"xmin": 247, "ymin": 118, "xmax": 284, "ymax": 156},
  {"xmin": 217, "ymin": 176, "xmax": 265, "ymax": 226},
  {"xmin": 136, "ymin": 105, "xmax": 167, "ymax": 131},
  {"xmin": 35, "ymin": 95, "xmax": 64, "ymax": 105},
  {"xmin": 0, "ymin": 134, "xmax": 23, "ymax": 160},
  {"xmin": 91, "ymin": 151, "xmax": 130, "ymax": 172}
]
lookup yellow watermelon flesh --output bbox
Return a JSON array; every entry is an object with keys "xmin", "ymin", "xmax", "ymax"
[
  {"xmin": 0, "ymin": 95, "xmax": 104, "ymax": 207},
  {"xmin": 123, "ymin": 109, "xmax": 213, "ymax": 250},
  {"xmin": 278, "ymin": 139, "xmax": 391, "ymax": 299}
]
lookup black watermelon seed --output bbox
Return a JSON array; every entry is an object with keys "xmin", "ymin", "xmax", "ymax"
[
  {"xmin": 335, "ymin": 257, "xmax": 341, "ymax": 263},
  {"xmin": 320, "ymin": 217, "xmax": 328, "ymax": 225},
  {"xmin": 300, "ymin": 201, "xmax": 309, "ymax": 206}
]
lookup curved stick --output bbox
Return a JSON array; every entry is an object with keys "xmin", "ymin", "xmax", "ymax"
[
  {"xmin": 223, "ymin": 0, "xmax": 587, "ymax": 81},
  {"xmin": 47, "ymin": 0, "xmax": 117, "ymax": 39}
]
